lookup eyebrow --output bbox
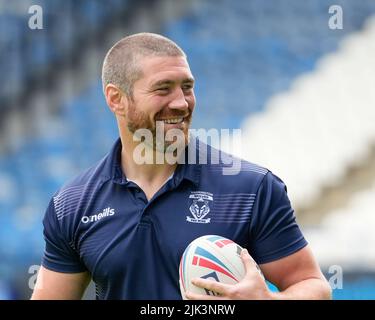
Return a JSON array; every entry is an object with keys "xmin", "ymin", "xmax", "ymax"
[{"xmin": 151, "ymin": 77, "xmax": 195, "ymax": 88}]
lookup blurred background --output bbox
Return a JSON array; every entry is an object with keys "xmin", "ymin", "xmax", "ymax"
[{"xmin": 0, "ymin": 0, "xmax": 374, "ymax": 299}]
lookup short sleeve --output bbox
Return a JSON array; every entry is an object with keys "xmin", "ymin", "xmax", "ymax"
[
  {"xmin": 41, "ymin": 198, "xmax": 87, "ymax": 273},
  {"xmin": 248, "ymin": 172, "xmax": 308, "ymax": 264}
]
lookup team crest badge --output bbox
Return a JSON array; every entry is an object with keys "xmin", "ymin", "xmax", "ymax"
[{"xmin": 186, "ymin": 191, "xmax": 213, "ymax": 223}]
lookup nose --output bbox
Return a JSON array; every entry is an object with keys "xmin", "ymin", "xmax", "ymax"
[{"xmin": 168, "ymin": 88, "xmax": 189, "ymax": 110}]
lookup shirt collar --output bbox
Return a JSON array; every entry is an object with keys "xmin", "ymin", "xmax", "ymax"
[{"xmin": 104, "ymin": 138, "xmax": 201, "ymax": 187}]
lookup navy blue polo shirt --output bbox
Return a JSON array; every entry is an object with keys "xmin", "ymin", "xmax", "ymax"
[{"xmin": 41, "ymin": 138, "xmax": 307, "ymax": 299}]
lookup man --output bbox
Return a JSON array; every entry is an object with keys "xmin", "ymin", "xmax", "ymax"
[{"xmin": 31, "ymin": 33, "xmax": 331, "ymax": 300}]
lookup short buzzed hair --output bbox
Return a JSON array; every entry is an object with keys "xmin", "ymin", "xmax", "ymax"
[{"xmin": 102, "ymin": 32, "xmax": 186, "ymax": 98}]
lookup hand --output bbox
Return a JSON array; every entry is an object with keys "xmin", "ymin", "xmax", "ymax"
[{"xmin": 185, "ymin": 249, "xmax": 272, "ymax": 300}]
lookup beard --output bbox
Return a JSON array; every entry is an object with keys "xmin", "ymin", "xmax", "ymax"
[{"xmin": 126, "ymin": 100, "xmax": 192, "ymax": 153}]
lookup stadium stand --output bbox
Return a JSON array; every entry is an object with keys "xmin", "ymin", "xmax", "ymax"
[
  {"xmin": 0, "ymin": 0, "xmax": 374, "ymax": 299},
  {"xmin": 0, "ymin": 0, "xmax": 129, "ymax": 113},
  {"xmin": 233, "ymin": 16, "xmax": 375, "ymax": 209}
]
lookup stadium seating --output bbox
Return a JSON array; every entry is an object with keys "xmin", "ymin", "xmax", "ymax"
[
  {"xmin": 1, "ymin": 0, "xmax": 375, "ymax": 299},
  {"xmin": 0, "ymin": 0, "xmax": 129, "ymax": 109}
]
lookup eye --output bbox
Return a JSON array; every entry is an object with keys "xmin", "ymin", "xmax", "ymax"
[
  {"xmin": 155, "ymin": 87, "xmax": 170, "ymax": 94},
  {"xmin": 182, "ymin": 84, "xmax": 194, "ymax": 91}
]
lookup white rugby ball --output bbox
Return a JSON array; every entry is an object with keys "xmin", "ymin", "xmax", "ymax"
[{"xmin": 179, "ymin": 235, "xmax": 261, "ymax": 299}]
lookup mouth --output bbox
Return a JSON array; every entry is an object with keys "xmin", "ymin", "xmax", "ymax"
[
  {"xmin": 156, "ymin": 116, "xmax": 189, "ymax": 125},
  {"xmin": 162, "ymin": 117, "xmax": 184, "ymax": 124}
]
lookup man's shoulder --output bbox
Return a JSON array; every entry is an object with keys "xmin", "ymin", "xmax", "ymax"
[
  {"xmin": 52, "ymin": 154, "xmax": 111, "ymax": 211},
  {"xmin": 62, "ymin": 157, "xmax": 109, "ymax": 190},
  {"xmin": 200, "ymin": 142, "xmax": 270, "ymax": 180}
]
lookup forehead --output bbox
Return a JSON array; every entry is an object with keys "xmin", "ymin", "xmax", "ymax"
[{"xmin": 137, "ymin": 55, "xmax": 194, "ymax": 85}]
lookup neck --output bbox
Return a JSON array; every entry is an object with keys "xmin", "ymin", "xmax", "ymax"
[
  {"xmin": 121, "ymin": 145, "xmax": 177, "ymax": 183},
  {"xmin": 119, "ymin": 129, "xmax": 178, "ymax": 185}
]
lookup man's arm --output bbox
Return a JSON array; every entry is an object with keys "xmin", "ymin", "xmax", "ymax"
[
  {"xmin": 186, "ymin": 245, "xmax": 332, "ymax": 300},
  {"xmin": 31, "ymin": 266, "xmax": 91, "ymax": 300},
  {"xmin": 260, "ymin": 245, "xmax": 332, "ymax": 299}
]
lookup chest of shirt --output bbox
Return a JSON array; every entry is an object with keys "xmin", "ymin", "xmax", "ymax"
[{"xmin": 74, "ymin": 186, "xmax": 255, "ymax": 281}]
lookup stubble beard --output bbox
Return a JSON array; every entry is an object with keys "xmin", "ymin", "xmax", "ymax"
[{"xmin": 126, "ymin": 101, "xmax": 192, "ymax": 153}]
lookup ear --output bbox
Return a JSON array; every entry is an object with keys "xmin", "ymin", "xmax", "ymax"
[{"xmin": 104, "ymin": 84, "xmax": 127, "ymax": 117}]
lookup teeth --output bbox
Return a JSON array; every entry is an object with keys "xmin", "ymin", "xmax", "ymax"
[{"xmin": 163, "ymin": 118, "xmax": 184, "ymax": 124}]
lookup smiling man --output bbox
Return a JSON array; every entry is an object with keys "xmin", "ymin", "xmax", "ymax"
[{"xmin": 31, "ymin": 33, "xmax": 331, "ymax": 300}]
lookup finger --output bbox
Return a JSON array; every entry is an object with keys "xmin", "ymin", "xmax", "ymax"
[
  {"xmin": 241, "ymin": 249, "xmax": 258, "ymax": 275},
  {"xmin": 192, "ymin": 278, "xmax": 231, "ymax": 295},
  {"xmin": 185, "ymin": 291, "xmax": 226, "ymax": 300},
  {"xmin": 241, "ymin": 249, "xmax": 265, "ymax": 280}
]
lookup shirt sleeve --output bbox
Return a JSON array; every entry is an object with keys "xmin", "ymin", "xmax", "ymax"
[
  {"xmin": 41, "ymin": 198, "xmax": 87, "ymax": 273},
  {"xmin": 248, "ymin": 172, "xmax": 308, "ymax": 264}
]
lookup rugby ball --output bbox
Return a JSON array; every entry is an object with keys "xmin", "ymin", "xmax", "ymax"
[{"xmin": 179, "ymin": 235, "xmax": 261, "ymax": 299}]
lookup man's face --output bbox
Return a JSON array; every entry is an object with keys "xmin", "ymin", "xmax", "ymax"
[{"xmin": 125, "ymin": 55, "xmax": 196, "ymax": 151}]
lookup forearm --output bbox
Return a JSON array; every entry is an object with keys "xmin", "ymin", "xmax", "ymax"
[{"xmin": 270, "ymin": 278, "xmax": 332, "ymax": 300}]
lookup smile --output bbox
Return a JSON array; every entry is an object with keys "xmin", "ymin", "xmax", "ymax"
[{"xmin": 159, "ymin": 117, "xmax": 185, "ymax": 124}]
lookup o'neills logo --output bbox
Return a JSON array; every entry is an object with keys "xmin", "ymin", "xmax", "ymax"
[{"xmin": 81, "ymin": 207, "xmax": 115, "ymax": 224}]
